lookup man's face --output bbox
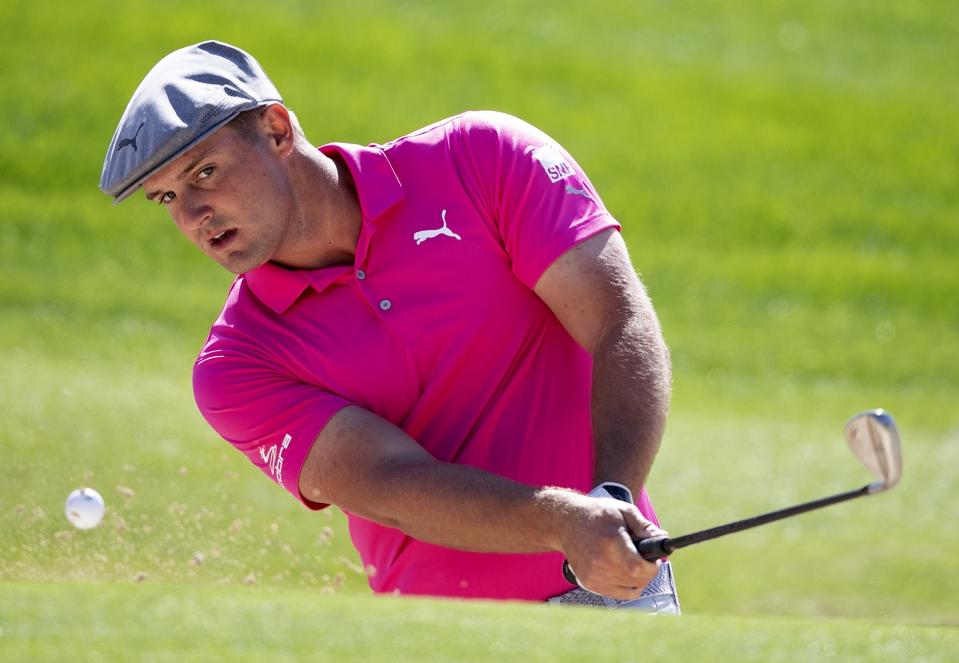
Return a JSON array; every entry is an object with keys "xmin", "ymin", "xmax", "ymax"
[{"xmin": 143, "ymin": 120, "xmax": 294, "ymax": 274}]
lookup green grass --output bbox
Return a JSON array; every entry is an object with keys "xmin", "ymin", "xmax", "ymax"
[
  {"xmin": 1, "ymin": 0, "xmax": 957, "ymax": 659},
  {"xmin": 2, "ymin": 583, "xmax": 956, "ymax": 662}
]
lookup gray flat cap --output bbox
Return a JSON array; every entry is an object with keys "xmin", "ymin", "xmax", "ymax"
[{"xmin": 100, "ymin": 40, "xmax": 282, "ymax": 203}]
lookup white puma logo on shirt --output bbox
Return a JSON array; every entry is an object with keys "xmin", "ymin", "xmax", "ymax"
[
  {"xmin": 565, "ymin": 184, "xmax": 593, "ymax": 201},
  {"xmin": 414, "ymin": 209, "xmax": 462, "ymax": 245}
]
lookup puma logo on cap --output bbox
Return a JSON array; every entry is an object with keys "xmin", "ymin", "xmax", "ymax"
[{"xmin": 115, "ymin": 122, "xmax": 145, "ymax": 153}]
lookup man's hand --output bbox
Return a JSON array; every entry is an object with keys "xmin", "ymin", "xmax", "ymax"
[{"xmin": 558, "ymin": 492, "xmax": 667, "ymax": 599}]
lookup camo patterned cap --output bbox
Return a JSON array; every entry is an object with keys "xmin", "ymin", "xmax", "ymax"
[{"xmin": 99, "ymin": 40, "xmax": 282, "ymax": 203}]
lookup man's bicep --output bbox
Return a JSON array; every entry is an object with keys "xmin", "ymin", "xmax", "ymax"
[
  {"xmin": 533, "ymin": 229, "xmax": 650, "ymax": 354},
  {"xmin": 298, "ymin": 405, "xmax": 435, "ymax": 523}
]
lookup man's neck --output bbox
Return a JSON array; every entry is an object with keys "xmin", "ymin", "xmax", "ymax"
[{"xmin": 272, "ymin": 146, "xmax": 362, "ymax": 271}]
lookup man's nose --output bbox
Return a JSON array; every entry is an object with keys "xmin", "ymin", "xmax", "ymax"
[{"xmin": 179, "ymin": 195, "xmax": 213, "ymax": 230}]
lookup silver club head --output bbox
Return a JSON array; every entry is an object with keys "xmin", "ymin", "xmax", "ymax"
[{"xmin": 844, "ymin": 409, "xmax": 902, "ymax": 493}]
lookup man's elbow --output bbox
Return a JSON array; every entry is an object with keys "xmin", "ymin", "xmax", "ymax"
[{"xmin": 299, "ymin": 453, "xmax": 433, "ymax": 531}]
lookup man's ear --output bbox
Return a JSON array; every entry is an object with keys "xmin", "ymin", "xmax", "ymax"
[{"xmin": 260, "ymin": 103, "xmax": 296, "ymax": 156}]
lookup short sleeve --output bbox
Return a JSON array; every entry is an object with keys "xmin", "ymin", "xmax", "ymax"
[
  {"xmin": 451, "ymin": 111, "xmax": 622, "ymax": 288},
  {"xmin": 193, "ymin": 349, "xmax": 353, "ymax": 509}
]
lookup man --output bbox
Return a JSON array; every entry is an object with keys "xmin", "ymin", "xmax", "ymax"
[{"xmin": 100, "ymin": 41, "xmax": 678, "ymax": 611}]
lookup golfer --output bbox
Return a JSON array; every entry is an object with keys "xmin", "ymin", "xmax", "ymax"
[{"xmin": 101, "ymin": 41, "xmax": 678, "ymax": 612}]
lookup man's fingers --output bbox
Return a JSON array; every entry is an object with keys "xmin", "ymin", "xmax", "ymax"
[
  {"xmin": 615, "ymin": 507, "xmax": 664, "ymax": 590},
  {"xmin": 570, "ymin": 559, "xmax": 646, "ymax": 600},
  {"xmin": 574, "ymin": 521, "xmax": 661, "ymax": 598},
  {"xmin": 560, "ymin": 496, "xmax": 667, "ymax": 600},
  {"xmin": 621, "ymin": 504, "xmax": 668, "ymax": 541}
]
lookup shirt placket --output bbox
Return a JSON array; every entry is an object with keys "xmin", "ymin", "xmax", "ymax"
[{"xmin": 352, "ymin": 258, "xmax": 425, "ymax": 347}]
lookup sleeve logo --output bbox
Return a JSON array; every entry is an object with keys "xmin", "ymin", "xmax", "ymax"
[
  {"xmin": 532, "ymin": 143, "xmax": 574, "ymax": 183},
  {"xmin": 259, "ymin": 434, "xmax": 292, "ymax": 488}
]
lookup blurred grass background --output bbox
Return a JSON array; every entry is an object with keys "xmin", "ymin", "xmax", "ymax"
[{"xmin": 1, "ymin": 0, "xmax": 957, "ymax": 651}]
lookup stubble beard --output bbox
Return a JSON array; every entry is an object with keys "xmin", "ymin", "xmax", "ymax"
[{"xmin": 211, "ymin": 223, "xmax": 272, "ymax": 275}]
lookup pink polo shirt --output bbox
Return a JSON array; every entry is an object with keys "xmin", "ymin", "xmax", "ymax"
[{"xmin": 194, "ymin": 111, "xmax": 660, "ymax": 601}]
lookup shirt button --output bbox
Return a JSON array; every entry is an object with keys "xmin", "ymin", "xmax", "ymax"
[
  {"xmin": 379, "ymin": 299, "xmax": 392, "ymax": 311},
  {"xmin": 356, "ymin": 270, "xmax": 366, "ymax": 280}
]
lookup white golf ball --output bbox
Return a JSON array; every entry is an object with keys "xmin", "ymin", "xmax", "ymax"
[{"xmin": 65, "ymin": 487, "xmax": 105, "ymax": 530}]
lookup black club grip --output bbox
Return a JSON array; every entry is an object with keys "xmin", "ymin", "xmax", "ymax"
[{"xmin": 635, "ymin": 535, "xmax": 673, "ymax": 561}]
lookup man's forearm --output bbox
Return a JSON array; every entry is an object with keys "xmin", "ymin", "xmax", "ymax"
[
  {"xmin": 301, "ymin": 404, "xmax": 666, "ymax": 598},
  {"xmin": 530, "ymin": 229, "xmax": 671, "ymax": 499},
  {"xmin": 590, "ymin": 297, "xmax": 671, "ymax": 496},
  {"xmin": 302, "ymin": 406, "xmax": 601, "ymax": 556},
  {"xmin": 355, "ymin": 459, "xmax": 580, "ymax": 554},
  {"xmin": 350, "ymin": 456, "xmax": 666, "ymax": 599}
]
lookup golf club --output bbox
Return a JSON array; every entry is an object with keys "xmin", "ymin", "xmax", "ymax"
[{"xmin": 563, "ymin": 409, "xmax": 902, "ymax": 586}]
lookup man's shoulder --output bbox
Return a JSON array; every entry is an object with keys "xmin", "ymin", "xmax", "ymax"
[
  {"xmin": 192, "ymin": 275, "xmax": 286, "ymax": 411},
  {"xmin": 380, "ymin": 110, "xmax": 533, "ymax": 150},
  {"xmin": 194, "ymin": 275, "xmax": 273, "ymax": 364}
]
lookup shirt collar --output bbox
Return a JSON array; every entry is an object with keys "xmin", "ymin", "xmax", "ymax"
[
  {"xmin": 321, "ymin": 142, "xmax": 404, "ymax": 224},
  {"xmin": 243, "ymin": 142, "xmax": 404, "ymax": 314}
]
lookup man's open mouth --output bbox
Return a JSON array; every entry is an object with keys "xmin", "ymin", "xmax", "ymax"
[{"xmin": 210, "ymin": 228, "xmax": 237, "ymax": 248}]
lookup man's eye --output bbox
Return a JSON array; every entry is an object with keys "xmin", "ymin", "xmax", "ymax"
[
  {"xmin": 159, "ymin": 192, "xmax": 176, "ymax": 205},
  {"xmin": 198, "ymin": 166, "xmax": 215, "ymax": 180}
]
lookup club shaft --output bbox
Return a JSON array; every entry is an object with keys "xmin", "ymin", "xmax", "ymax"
[{"xmin": 638, "ymin": 484, "xmax": 871, "ymax": 559}]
